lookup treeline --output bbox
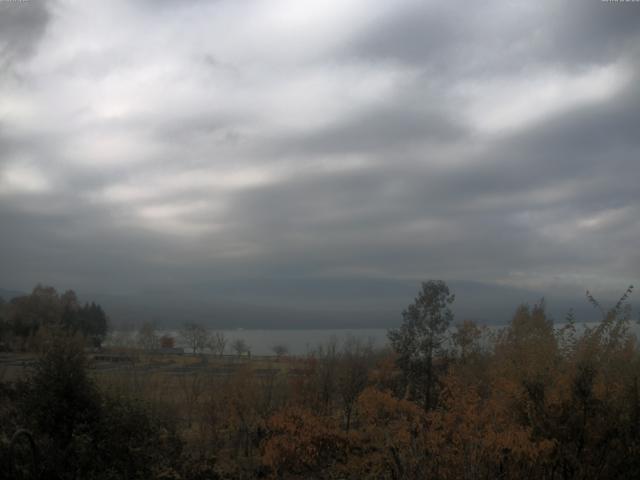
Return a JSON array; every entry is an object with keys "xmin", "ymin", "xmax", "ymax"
[
  {"xmin": 135, "ymin": 320, "xmax": 244, "ymax": 356},
  {"xmin": 0, "ymin": 285, "xmax": 108, "ymax": 351},
  {"xmin": 1, "ymin": 280, "xmax": 639, "ymax": 479}
]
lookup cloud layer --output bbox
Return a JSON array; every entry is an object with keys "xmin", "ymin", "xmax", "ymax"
[{"xmin": 1, "ymin": 0, "xmax": 639, "ymax": 324}]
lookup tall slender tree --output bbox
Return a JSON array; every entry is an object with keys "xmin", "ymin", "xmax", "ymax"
[{"xmin": 388, "ymin": 280, "xmax": 454, "ymax": 410}]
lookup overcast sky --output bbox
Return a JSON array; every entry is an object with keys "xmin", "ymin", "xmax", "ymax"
[{"xmin": 1, "ymin": 0, "xmax": 638, "ymax": 324}]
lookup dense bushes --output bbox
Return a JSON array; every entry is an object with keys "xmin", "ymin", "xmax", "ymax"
[
  {"xmin": 259, "ymin": 286, "xmax": 640, "ymax": 479},
  {"xmin": 1, "ymin": 335, "xmax": 183, "ymax": 480}
]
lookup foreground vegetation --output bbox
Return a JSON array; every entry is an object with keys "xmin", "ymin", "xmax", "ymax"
[{"xmin": 1, "ymin": 282, "xmax": 639, "ymax": 479}]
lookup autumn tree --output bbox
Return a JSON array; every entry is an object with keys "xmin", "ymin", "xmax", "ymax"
[
  {"xmin": 263, "ymin": 407, "xmax": 346, "ymax": 477},
  {"xmin": 209, "ymin": 331, "xmax": 227, "ymax": 357},
  {"xmin": 59, "ymin": 294, "xmax": 108, "ymax": 348},
  {"xmin": 231, "ymin": 338, "xmax": 249, "ymax": 357},
  {"xmin": 223, "ymin": 366, "xmax": 262, "ymax": 458},
  {"xmin": 452, "ymin": 319, "xmax": 483, "ymax": 361},
  {"xmin": 271, "ymin": 344, "xmax": 289, "ymax": 358},
  {"xmin": 137, "ymin": 321, "xmax": 159, "ymax": 351},
  {"xmin": 311, "ymin": 338, "xmax": 340, "ymax": 416},
  {"xmin": 388, "ymin": 280, "xmax": 455, "ymax": 410},
  {"xmin": 9, "ymin": 285, "xmax": 62, "ymax": 349},
  {"xmin": 180, "ymin": 322, "xmax": 210, "ymax": 354},
  {"xmin": 424, "ymin": 372, "xmax": 556, "ymax": 479},
  {"xmin": 494, "ymin": 300, "xmax": 557, "ymax": 385},
  {"xmin": 338, "ymin": 337, "xmax": 372, "ymax": 432},
  {"xmin": 368, "ymin": 351, "xmax": 404, "ymax": 397},
  {"xmin": 77, "ymin": 302, "xmax": 108, "ymax": 347},
  {"xmin": 7, "ymin": 286, "xmax": 108, "ymax": 350},
  {"xmin": 345, "ymin": 387, "xmax": 429, "ymax": 478}
]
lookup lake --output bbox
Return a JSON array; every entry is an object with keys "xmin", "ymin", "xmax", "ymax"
[
  {"xmin": 110, "ymin": 328, "xmax": 389, "ymax": 356},
  {"xmin": 109, "ymin": 321, "xmax": 639, "ymax": 356}
]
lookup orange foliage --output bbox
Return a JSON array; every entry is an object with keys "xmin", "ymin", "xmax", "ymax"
[
  {"xmin": 425, "ymin": 373, "xmax": 555, "ymax": 479},
  {"xmin": 248, "ymin": 291, "xmax": 640, "ymax": 478},
  {"xmin": 344, "ymin": 387, "xmax": 428, "ymax": 478},
  {"xmin": 262, "ymin": 407, "xmax": 345, "ymax": 478}
]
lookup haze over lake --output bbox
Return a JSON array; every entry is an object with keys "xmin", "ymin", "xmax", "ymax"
[{"xmin": 109, "ymin": 320, "xmax": 640, "ymax": 356}]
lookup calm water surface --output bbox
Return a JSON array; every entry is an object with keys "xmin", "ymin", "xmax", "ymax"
[
  {"xmin": 110, "ymin": 321, "xmax": 639, "ymax": 356},
  {"xmin": 112, "ymin": 328, "xmax": 389, "ymax": 356}
]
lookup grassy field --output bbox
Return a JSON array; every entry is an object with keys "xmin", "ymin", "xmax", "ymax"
[{"xmin": 88, "ymin": 350, "xmax": 301, "ymax": 457}]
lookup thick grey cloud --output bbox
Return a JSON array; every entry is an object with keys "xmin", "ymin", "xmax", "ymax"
[
  {"xmin": 0, "ymin": 0, "xmax": 638, "ymax": 327},
  {"xmin": 348, "ymin": 1, "xmax": 640, "ymax": 72},
  {"xmin": 0, "ymin": 0, "xmax": 50, "ymax": 73}
]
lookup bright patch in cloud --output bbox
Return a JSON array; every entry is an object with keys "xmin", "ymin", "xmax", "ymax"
[
  {"xmin": 460, "ymin": 63, "xmax": 630, "ymax": 134},
  {"xmin": 0, "ymin": 164, "xmax": 51, "ymax": 194}
]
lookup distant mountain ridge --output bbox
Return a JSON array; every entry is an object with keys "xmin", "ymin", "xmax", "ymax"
[
  {"xmin": 86, "ymin": 279, "xmax": 607, "ymax": 330},
  {"xmin": 0, "ymin": 280, "xmax": 619, "ymax": 329}
]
